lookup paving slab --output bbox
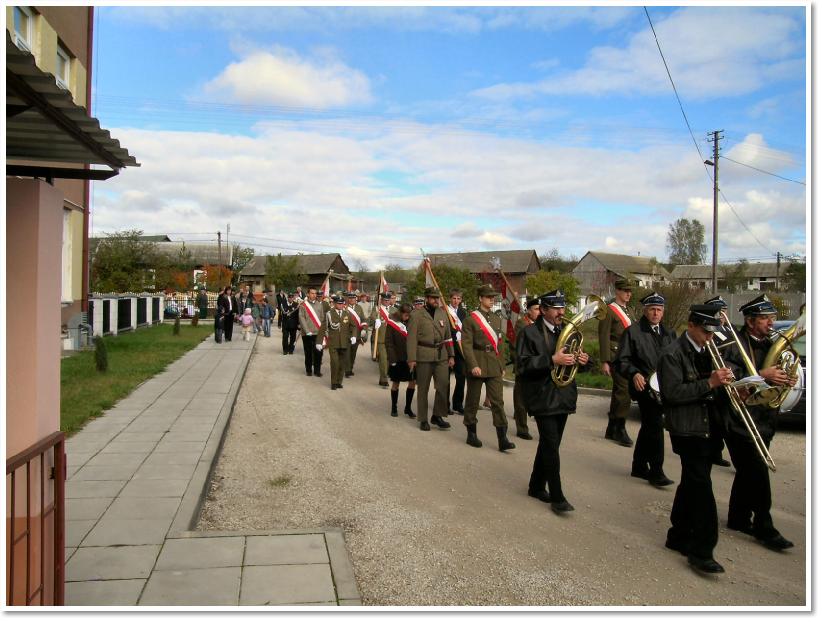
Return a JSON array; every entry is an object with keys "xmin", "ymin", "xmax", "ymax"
[
  {"xmin": 100, "ymin": 441, "xmax": 158, "ymax": 454},
  {"xmin": 155, "ymin": 537, "xmax": 244, "ymax": 570},
  {"xmin": 140, "ymin": 567, "xmax": 241, "ymax": 605},
  {"xmin": 66, "ymin": 544, "xmax": 161, "ymax": 581},
  {"xmin": 71, "ymin": 464, "xmax": 141, "ymax": 481},
  {"xmin": 132, "ymin": 463, "xmax": 197, "ymax": 481},
  {"xmin": 245, "ymin": 534, "xmax": 329, "ymax": 566},
  {"xmin": 103, "ymin": 497, "xmax": 182, "ymax": 520},
  {"xmin": 65, "ymin": 579, "xmax": 146, "ymax": 606},
  {"xmin": 83, "ymin": 518, "xmax": 172, "ymax": 546},
  {"xmin": 162, "ymin": 430, "xmax": 213, "ymax": 443},
  {"xmin": 119, "ymin": 478, "xmax": 189, "ymax": 498},
  {"xmin": 66, "ymin": 497, "xmax": 113, "ymax": 521},
  {"xmin": 66, "ymin": 520, "xmax": 96, "ymax": 547},
  {"xmin": 114, "ymin": 432, "xmax": 166, "ymax": 443},
  {"xmin": 66, "ymin": 452, "xmax": 94, "ymax": 468},
  {"xmin": 153, "ymin": 440, "xmax": 207, "ymax": 454},
  {"xmin": 65, "ymin": 547, "xmax": 77, "ymax": 563},
  {"xmin": 142, "ymin": 452, "xmax": 202, "ymax": 466},
  {"xmin": 239, "ymin": 564, "xmax": 336, "ymax": 606},
  {"xmin": 85, "ymin": 452, "xmax": 149, "ymax": 468},
  {"xmin": 66, "ymin": 480, "xmax": 127, "ymax": 499}
]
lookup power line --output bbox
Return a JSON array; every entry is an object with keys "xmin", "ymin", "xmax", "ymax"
[{"xmin": 720, "ymin": 155, "xmax": 806, "ymax": 185}]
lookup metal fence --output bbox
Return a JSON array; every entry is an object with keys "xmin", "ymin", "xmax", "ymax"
[{"xmin": 117, "ymin": 299, "xmax": 132, "ymax": 332}]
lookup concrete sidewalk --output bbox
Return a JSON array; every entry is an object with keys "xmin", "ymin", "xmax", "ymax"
[{"xmin": 63, "ymin": 332, "xmax": 361, "ymax": 606}]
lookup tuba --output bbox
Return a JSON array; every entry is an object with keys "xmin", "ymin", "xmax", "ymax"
[
  {"xmin": 762, "ymin": 309, "xmax": 806, "ymax": 411},
  {"xmin": 551, "ymin": 294, "xmax": 608, "ymax": 387}
]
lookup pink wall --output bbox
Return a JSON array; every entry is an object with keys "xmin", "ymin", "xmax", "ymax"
[{"xmin": 6, "ymin": 178, "xmax": 63, "ymax": 458}]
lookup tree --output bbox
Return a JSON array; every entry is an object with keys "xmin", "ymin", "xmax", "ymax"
[
  {"xmin": 265, "ymin": 253, "xmax": 307, "ymax": 292},
  {"xmin": 631, "ymin": 280, "xmax": 695, "ymax": 334},
  {"xmin": 783, "ymin": 260, "xmax": 806, "ymax": 292},
  {"xmin": 538, "ymin": 248, "xmax": 578, "ymax": 273},
  {"xmin": 525, "ymin": 270, "xmax": 581, "ymax": 307},
  {"xmin": 200, "ymin": 263, "xmax": 232, "ymax": 291},
  {"xmin": 667, "ymin": 218, "xmax": 707, "ymax": 265},
  {"xmin": 719, "ymin": 259, "xmax": 750, "ymax": 293},
  {"xmin": 231, "ymin": 244, "xmax": 256, "ymax": 285},
  {"xmin": 404, "ymin": 265, "xmax": 480, "ymax": 308},
  {"xmin": 90, "ymin": 229, "xmax": 159, "ymax": 292},
  {"xmin": 383, "ymin": 262, "xmax": 413, "ymax": 285}
]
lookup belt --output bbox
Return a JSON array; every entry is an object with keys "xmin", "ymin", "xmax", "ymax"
[
  {"xmin": 473, "ymin": 344, "xmax": 494, "ymax": 352},
  {"xmin": 418, "ymin": 341, "xmax": 443, "ymax": 349}
]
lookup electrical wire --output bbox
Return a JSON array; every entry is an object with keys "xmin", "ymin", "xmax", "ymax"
[{"xmin": 720, "ymin": 155, "xmax": 805, "ymax": 185}]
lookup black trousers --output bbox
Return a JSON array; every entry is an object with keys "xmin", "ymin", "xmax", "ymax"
[
  {"xmin": 529, "ymin": 414, "xmax": 569, "ymax": 502},
  {"xmin": 724, "ymin": 432, "xmax": 777, "ymax": 538},
  {"xmin": 223, "ymin": 313, "xmax": 235, "ymax": 341},
  {"xmin": 301, "ymin": 334, "xmax": 323, "ymax": 373},
  {"xmin": 450, "ymin": 352, "xmax": 466, "ymax": 410},
  {"xmin": 668, "ymin": 435, "xmax": 718, "ymax": 560},
  {"xmin": 282, "ymin": 328, "xmax": 297, "ymax": 354},
  {"xmin": 633, "ymin": 393, "xmax": 665, "ymax": 472}
]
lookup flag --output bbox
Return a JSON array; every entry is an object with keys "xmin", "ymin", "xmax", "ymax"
[
  {"xmin": 498, "ymin": 270, "xmax": 522, "ymax": 345},
  {"xmin": 422, "ymin": 257, "xmax": 436, "ymax": 288},
  {"xmin": 380, "ymin": 271, "xmax": 389, "ymax": 294},
  {"xmin": 320, "ymin": 272, "xmax": 330, "ymax": 299}
]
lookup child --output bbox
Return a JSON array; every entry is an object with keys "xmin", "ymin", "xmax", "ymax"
[{"xmin": 241, "ymin": 308, "xmax": 254, "ymax": 341}]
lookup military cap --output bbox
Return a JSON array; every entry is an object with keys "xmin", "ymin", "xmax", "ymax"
[
  {"xmin": 640, "ymin": 292, "xmax": 665, "ymax": 306},
  {"xmin": 739, "ymin": 294, "xmax": 777, "ymax": 316},
  {"xmin": 287, "ymin": 292, "xmax": 295, "ymax": 297},
  {"xmin": 688, "ymin": 304, "xmax": 721, "ymax": 331},
  {"xmin": 423, "ymin": 286, "xmax": 442, "ymax": 298},
  {"xmin": 526, "ymin": 297, "xmax": 540, "ymax": 308},
  {"xmin": 331, "ymin": 294, "xmax": 345, "ymax": 304},
  {"xmin": 614, "ymin": 279, "xmax": 634, "ymax": 291},
  {"xmin": 477, "ymin": 284, "xmax": 500, "ymax": 298},
  {"xmin": 380, "ymin": 292, "xmax": 392, "ymax": 300},
  {"xmin": 414, "ymin": 297, "xmax": 424, "ymax": 305},
  {"xmin": 539, "ymin": 290, "xmax": 566, "ymax": 308},
  {"xmin": 704, "ymin": 295, "xmax": 728, "ymax": 309},
  {"xmin": 346, "ymin": 291, "xmax": 358, "ymax": 298}
]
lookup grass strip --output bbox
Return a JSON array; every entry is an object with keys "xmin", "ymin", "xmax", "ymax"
[{"xmin": 61, "ymin": 323, "xmax": 214, "ymax": 435}]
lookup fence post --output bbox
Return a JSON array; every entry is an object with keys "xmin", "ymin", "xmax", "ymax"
[
  {"xmin": 130, "ymin": 296, "xmax": 138, "ymax": 330},
  {"xmin": 109, "ymin": 295, "xmax": 119, "ymax": 336},
  {"xmin": 159, "ymin": 294, "xmax": 165, "ymax": 324},
  {"xmin": 92, "ymin": 296, "xmax": 104, "ymax": 337},
  {"xmin": 145, "ymin": 295, "xmax": 153, "ymax": 325}
]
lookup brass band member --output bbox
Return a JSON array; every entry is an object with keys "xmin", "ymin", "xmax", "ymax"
[
  {"xmin": 657, "ymin": 305, "xmax": 730, "ymax": 574},
  {"xmin": 598, "ymin": 279, "xmax": 635, "ymax": 446},
  {"xmin": 723, "ymin": 294, "xmax": 794, "ymax": 551},
  {"xmin": 615, "ymin": 292, "xmax": 677, "ymax": 487},
  {"xmin": 516, "ymin": 290, "xmax": 590, "ymax": 514},
  {"xmin": 511, "ymin": 298, "xmax": 541, "ymax": 440},
  {"xmin": 703, "ymin": 295, "xmax": 733, "ymax": 468}
]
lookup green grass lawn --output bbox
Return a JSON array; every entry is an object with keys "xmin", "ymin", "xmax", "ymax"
[{"xmin": 61, "ymin": 323, "xmax": 214, "ymax": 436}]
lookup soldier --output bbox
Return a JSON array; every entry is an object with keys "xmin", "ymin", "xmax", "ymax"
[
  {"xmin": 703, "ymin": 295, "xmax": 733, "ymax": 468},
  {"xmin": 413, "ymin": 297, "xmax": 425, "ymax": 311},
  {"xmin": 407, "ymin": 287, "xmax": 454, "ymax": 431},
  {"xmin": 512, "ymin": 298, "xmax": 540, "ymax": 440},
  {"xmin": 445, "ymin": 289, "xmax": 467, "ymax": 416},
  {"xmin": 298, "ymin": 287, "xmax": 325, "ymax": 377},
  {"xmin": 723, "ymin": 294, "xmax": 795, "ymax": 552},
  {"xmin": 462, "ymin": 284, "xmax": 516, "ymax": 452},
  {"xmin": 598, "ymin": 278, "xmax": 635, "ymax": 446},
  {"xmin": 371, "ymin": 291, "xmax": 393, "ymax": 387},
  {"xmin": 317, "ymin": 295, "xmax": 357, "ymax": 390},
  {"xmin": 385, "ymin": 303, "xmax": 417, "ymax": 418},
  {"xmin": 615, "ymin": 292, "xmax": 677, "ymax": 486},
  {"xmin": 345, "ymin": 291, "xmax": 367, "ymax": 377}
]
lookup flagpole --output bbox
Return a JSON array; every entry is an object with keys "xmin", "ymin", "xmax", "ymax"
[{"xmin": 372, "ymin": 270, "xmax": 383, "ymax": 360}]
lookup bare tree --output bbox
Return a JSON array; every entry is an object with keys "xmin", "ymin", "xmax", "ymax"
[{"xmin": 667, "ymin": 218, "xmax": 707, "ymax": 265}]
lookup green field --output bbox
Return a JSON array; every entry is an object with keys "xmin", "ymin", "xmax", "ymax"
[{"xmin": 61, "ymin": 323, "xmax": 213, "ymax": 435}]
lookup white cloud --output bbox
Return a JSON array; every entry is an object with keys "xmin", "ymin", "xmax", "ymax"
[
  {"xmin": 203, "ymin": 48, "xmax": 373, "ymax": 108},
  {"xmin": 472, "ymin": 7, "xmax": 803, "ymax": 101}
]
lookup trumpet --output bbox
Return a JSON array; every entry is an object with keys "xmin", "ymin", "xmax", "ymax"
[
  {"xmin": 551, "ymin": 295, "xmax": 608, "ymax": 387},
  {"xmin": 705, "ymin": 338, "xmax": 776, "ymax": 472}
]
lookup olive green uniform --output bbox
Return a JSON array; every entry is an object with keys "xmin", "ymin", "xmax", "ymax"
[
  {"xmin": 598, "ymin": 300, "xmax": 635, "ymax": 420},
  {"xmin": 512, "ymin": 315, "xmax": 533, "ymax": 436},
  {"xmin": 346, "ymin": 302, "xmax": 367, "ymax": 374},
  {"xmin": 407, "ymin": 306, "xmax": 454, "ymax": 424},
  {"xmin": 462, "ymin": 308, "xmax": 508, "ymax": 429},
  {"xmin": 318, "ymin": 307, "xmax": 355, "ymax": 388},
  {"xmin": 371, "ymin": 303, "xmax": 391, "ymax": 384}
]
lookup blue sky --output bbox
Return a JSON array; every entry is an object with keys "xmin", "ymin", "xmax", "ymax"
[{"xmin": 90, "ymin": 5, "xmax": 807, "ymax": 270}]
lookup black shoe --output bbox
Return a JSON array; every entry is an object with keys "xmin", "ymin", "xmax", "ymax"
[
  {"xmin": 713, "ymin": 457, "xmax": 731, "ymax": 467},
  {"xmin": 612, "ymin": 420, "xmax": 633, "ymax": 447},
  {"xmin": 379, "ymin": 381, "xmax": 389, "ymax": 387},
  {"xmin": 306, "ymin": 370, "xmax": 313, "ymax": 376},
  {"xmin": 758, "ymin": 534, "xmax": 794, "ymax": 551},
  {"xmin": 665, "ymin": 539, "xmax": 688, "ymax": 556},
  {"xmin": 338, "ymin": 383, "xmax": 343, "ymax": 389},
  {"xmin": 687, "ymin": 555, "xmax": 725, "ymax": 574},
  {"xmin": 648, "ymin": 471, "xmax": 675, "ymax": 487},
  {"xmin": 516, "ymin": 431, "xmax": 533, "ymax": 440},
  {"xmin": 420, "ymin": 421, "xmax": 431, "ymax": 431},
  {"xmin": 431, "ymin": 415, "xmax": 451, "ymax": 429},
  {"xmin": 496, "ymin": 426, "xmax": 515, "ymax": 452},
  {"xmin": 404, "ymin": 408, "xmax": 416, "ymax": 419},
  {"xmin": 314, "ymin": 372, "xmax": 323, "ymax": 377},
  {"xmin": 349, "ymin": 371, "xmax": 355, "ymax": 376},
  {"xmin": 466, "ymin": 424, "xmax": 482, "ymax": 448},
  {"xmin": 631, "ymin": 465, "xmax": 650, "ymax": 480},
  {"xmin": 551, "ymin": 500, "xmax": 575, "ymax": 514},
  {"xmin": 605, "ymin": 419, "xmax": 615, "ymax": 440},
  {"xmin": 527, "ymin": 489, "xmax": 552, "ymax": 504},
  {"xmin": 282, "ymin": 352, "xmax": 288, "ymax": 355},
  {"xmin": 726, "ymin": 521, "xmax": 755, "ymax": 536},
  {"xmin": 345, "ymin": 372, "xmax": 353, "ymax": 378},
  {"xmin": 331, "ymin": 385, "xmax": 337, "ymax": 390},
  {"xmin": 390, "ymin": 409, "xmax": 398, "ymax": 417},
  {"xmin": 452, "ymin": 407, "xmax": 464, "ymax": 415}
]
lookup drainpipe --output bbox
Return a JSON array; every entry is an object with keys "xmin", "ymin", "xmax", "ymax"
[{"xmin": 81, "ymin": 6, "xmax": 94, "ymax": 313}]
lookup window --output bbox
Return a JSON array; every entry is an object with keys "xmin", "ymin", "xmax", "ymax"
[
  {"xmin": 56, "ymin": 44, "xmax": 71, "ymax": 90},
  {"xmin": 13, "ymin": 6, "xmax": 33, "ymax": 51}
]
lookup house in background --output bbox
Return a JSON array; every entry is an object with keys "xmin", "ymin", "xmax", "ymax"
[
  {"xmin": 427, "ymin": 249, "xmax": 541, "ymax": 295},
  {"xmin": 6, "ymin": 6, "xmax": 138, "ymax": 605},
  {"xmin": 669, "ymin": 262, "xmax": 791, "ymax": 292},
  {"xmin": 239, "ymin": 253, "xmax": 351, "ymax": 292},
  {"xmin": 572, "ymin": 251, "xmax": 670, "ymax": 297}
]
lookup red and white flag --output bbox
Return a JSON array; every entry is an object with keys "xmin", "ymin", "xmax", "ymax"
[
  {"xmin": 320, "ymin": 273, "xmax": 331, "ymax": 299},
  {"xmin": 422, "ymin": 258, "xmax": 436, "ymax": 289},
  {"xmin": 379, "ymin": 270, "xmax": 389, "ymax": 294},
  {"xmin": 498, "ymin": 270, "xmax": 522, "ymax": 345}
]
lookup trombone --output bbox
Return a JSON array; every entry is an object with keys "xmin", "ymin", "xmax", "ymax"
[
  {"xmin": 705, "ymin": 338, "xmax": 776, "ymax": 472},
  {"xmin": 717, "ymin": 310, "xmax": 781, "ymax": 407}
]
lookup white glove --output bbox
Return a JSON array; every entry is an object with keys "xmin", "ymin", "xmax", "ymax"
[
  {"xmin": 315, "ymin": 344, "xmax": 323, "ymax": 351},
  {"xmin": 350, "ymin": 336, "xmax": 357, "ymax": 345},
  {"xmin": 374, "ymin": 319, "xmax": 382, "ymax": 329},
  {"xmin": 360, "ymin": 329, "xmax": 367, "ymax": 339},
  {"xmin": 455, "ymin": 331, "xmax": 462, "ymax": 342}
]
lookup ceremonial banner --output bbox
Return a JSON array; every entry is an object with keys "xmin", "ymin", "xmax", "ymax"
[{"xmin": 498, "ymin": 269, "xmax": 522, "ymax": 345}]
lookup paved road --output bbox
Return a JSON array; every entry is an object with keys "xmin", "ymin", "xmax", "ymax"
[{"xmin": 199, "ymin": 332, "xmax": 807, "ymax": 607}]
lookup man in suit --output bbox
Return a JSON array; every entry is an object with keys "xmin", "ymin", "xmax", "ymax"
[
  {"xmin": 218, "ymin": 285, "xmax": 237, "ymax": 342},
  {"xmin": 516, "ymin": 290, "xmax": 589, "ymax": 514},
  {"xmin": 615, "ymin": 292, "xmax": 677, "ymax": 486},
  {"xmin": 512, "ymin": 298, "xmax": 540, "ymax": 440},
  {"xmin": 461, "ymin": 284, "xmax": 516, "ymax": 452},
  {"xmin": 407, "ymin": 287, "xmax": 455, "ymax": 431},
  {"xmin": 598, "ymin": 279, "xmax": 635, "ymax": 446},
  {"xmin": 299, "ymin": 287, "xmax": 325, "ymax": 377},
  {"xmin": 445, "ymin": 289, "xmax": 467, "ymax": 415},
  {"xmin": 317, "ymin": 295, "xmax": 356, "ymax": 390}
]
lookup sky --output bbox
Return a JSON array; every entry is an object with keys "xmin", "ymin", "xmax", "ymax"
[{"xmin": 89, "ymin": 4, "xmax": 808, "ymax": 271}]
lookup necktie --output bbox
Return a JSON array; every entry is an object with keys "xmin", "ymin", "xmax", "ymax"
[{"xmin": 653, "ymin": 325, "xmax": 660, "ymax": 336}]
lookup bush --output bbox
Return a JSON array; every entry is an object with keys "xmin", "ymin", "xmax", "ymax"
[
  {"xmin": 191, "ymin": 315, "xmax": 200, "ymax": 327},
  {"xmin": 93, "ymin": 335, "xmax": 108, "ymax": 372},
  {"xmin": 173, "ymin": 316, "xmax": 181, "ymax": 335}
]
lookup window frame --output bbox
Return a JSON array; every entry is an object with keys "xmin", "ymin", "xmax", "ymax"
[
  {"xmin": 13, "ymin": 6, "xmax": 34, "ymax": 52},
  {"xmin": 55, "ymin": 43, "xmax": 71, "ymax": 90}
]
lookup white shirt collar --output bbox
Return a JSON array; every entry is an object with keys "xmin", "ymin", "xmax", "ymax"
[
  {"xmin": 543, "ymin": 318, "xmax": 560, "ymax": 333},
  {"xmin": 685, "ymin": 332, "xmax": 704, "ymax": 353}
]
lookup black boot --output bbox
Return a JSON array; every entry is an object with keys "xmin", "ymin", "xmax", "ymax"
[
  {"xmin": 431, "ymin": 415, "xmax": 451, "ymax": 429},
  {"xmin": 496, "ymin": 426, "xmax": 515, "ymax": 452},
  {"xmin": 605, "ymin": 418, "xmax": 615, "ymax": 440},
  {"xmin": 404, "ymin": 388, "xmax": 416, "ymax": 418},
  {"xmin": 648, "ymin": 469, "xmax": 674, "ymax": 487},
  {"xmin": 466, "ymin": 423, "xmax": 482, "ymax": 448},
  {"xmin": 612, "ymin": 418, "xmax": 633, "ymax": 447},
  {"xmin": 390, "ymin": 389, "xmax": 399, "ymax": 417}
]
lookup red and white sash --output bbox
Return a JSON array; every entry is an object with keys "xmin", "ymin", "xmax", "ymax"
[
  {"xmin": 378, "ymin": 305, "xmax": 391, "ymax": 323},
  {"xmin": 446, "ymin": 305, "xmax": 462, "ymax": 330},
  {"xmin": 608, "ymin": 303, "xmax": 632, "ymax": 329},
  {"xmin": 387, "ymin": 318, "xmax": 408, "ymax": 338},
  {"xmin": 348, "ymin": 307, "xmax": 364, "ymax": 329},
  {"xmin": 303, "ymin": 300, "xmax": 322, "ymax": 330},
  {"xmin": 470, "ymin": 310, "xmax": 499, "ymax": 355}
]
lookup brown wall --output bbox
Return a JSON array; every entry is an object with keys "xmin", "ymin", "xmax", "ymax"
[{"xmin": 33, "ymin": 6, "xmax": 90, "ymax": 66}]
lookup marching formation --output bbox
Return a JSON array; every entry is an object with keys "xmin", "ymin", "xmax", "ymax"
[{"xmin": 210, "ymin": 281, "xmax": 803, "ymax": 577}]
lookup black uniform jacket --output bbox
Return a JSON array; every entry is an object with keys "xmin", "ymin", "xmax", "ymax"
[
  {"xmin": 448, "ymin": 305, "xmax": 467, "ymax": 360},
  {"xmin": 723, "ymin": 328, "xmax": 778, "ymax": 443},
  {"xmin": 657, "ymin": 334, "xmax": 722, "ymax": 438},
  {"xmin": 385, "ymin": 311, "xmax": 409, "ymax": 365},
  {"xmin": 516, "ymin": 319, "xmax": 587, "ymax": 418},
  {"xmin": 282, "ymin": 303, "xmax": 300, "ymax": 330},
  {"xmin": 614, "ymin": 317, "xmax": 677, "ymax": 400}
]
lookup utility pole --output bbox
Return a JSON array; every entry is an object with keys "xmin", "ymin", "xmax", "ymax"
[
  {"xmin": 776, "ymin": 251, "xmax": 781, "ymax": 291},
  {"xmin": 217, "ymin": 231, "xmax": 222, "ymax": 287},
  {"xmin": 706, "ymin": 130, "xmax": 723, "ymax": 294}
]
